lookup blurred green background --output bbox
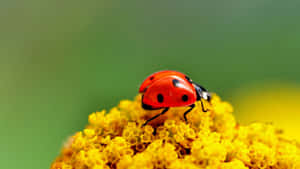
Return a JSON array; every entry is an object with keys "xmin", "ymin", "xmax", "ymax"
[{"xmin": 1, "ymin": 1, "xmax": 300, "ymax": 169}]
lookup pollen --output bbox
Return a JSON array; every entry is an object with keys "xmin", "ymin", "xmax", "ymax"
[{"xmin": 50, "ymin": 94, "xmax": 300, "ymax": 169}]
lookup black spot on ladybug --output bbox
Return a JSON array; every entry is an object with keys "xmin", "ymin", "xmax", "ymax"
[
  {"xmin": 150, "ymin": 76, "xmax": 154, "ymax": 80},
  {"xmin": 182, "ymin": 94, "xmax": 188, "ymax": 102},
  {"xmin": 157, "ymin": 94, "xmax": 164, "ymax": 103},
  {"xmin": 185, "ymin": 76, "xmax": 192, "ymax": 83},
  {"xmin": 172, "ymin": 79, "xmax": 180, "ymax": 87},
  {"xmin": 143, "ymin": 87, "xmax": 148, "ymax": 92}
]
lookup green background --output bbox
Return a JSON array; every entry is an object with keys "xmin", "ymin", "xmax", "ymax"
[{"xmin": 1, "ymin": 1, "xmax": 300, "ymax": 169}]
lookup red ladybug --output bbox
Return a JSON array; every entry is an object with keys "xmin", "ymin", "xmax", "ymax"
[{"xmin": 139, "ymin": 70, "xmax": 211, "ymax": 126}]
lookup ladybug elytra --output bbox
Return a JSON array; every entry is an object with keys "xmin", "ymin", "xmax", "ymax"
[{"xmin": 139, "ymin": 70, "xmax": 211, "ymax": 126}]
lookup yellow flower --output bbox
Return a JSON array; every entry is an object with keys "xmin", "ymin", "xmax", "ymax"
[{"xmin": 51, "ymin": 94, "xmax": 300, "ymax": 169}]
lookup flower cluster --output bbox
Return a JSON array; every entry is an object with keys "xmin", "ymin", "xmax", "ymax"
[{"xmin": 51, "ymin": 94, "xmax": 300, "ymax": 169}]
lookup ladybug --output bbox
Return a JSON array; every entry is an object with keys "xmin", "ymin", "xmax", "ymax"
[{"xmin": 139, "ymin": 70, "xmax": 211, "ymax": 126}]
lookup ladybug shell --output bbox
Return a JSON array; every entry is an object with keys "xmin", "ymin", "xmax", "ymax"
[
  {"xmin": 139, "ymin": 70, "xmax": 187, "ymax": 93},
  {"xmin": 142, "ymin": 75, "xmax": 197, "ymax": 109}
]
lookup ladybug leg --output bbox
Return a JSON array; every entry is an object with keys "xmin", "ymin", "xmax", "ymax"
[
  {"xmin": 142, "ymin": 107, "xmax": 169, "ymax": 127},
  {"xmin": 200, "ymin": 98, "xmax": 208, "ymax": 112},
  {"xmin": 183, "ymin": 104, "xmax": 195, "ymax": 123}
]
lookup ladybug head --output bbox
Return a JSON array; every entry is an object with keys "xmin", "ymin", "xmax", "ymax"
[{"xmin": 193, "ymin": 82, "xmax": 211, "ymax": 101}]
